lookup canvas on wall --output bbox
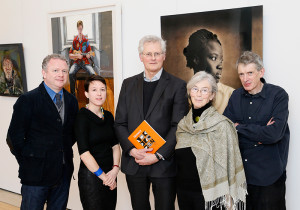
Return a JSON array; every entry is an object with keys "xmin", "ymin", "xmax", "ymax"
[
  {"xmin": 161, "ymin": 6, "xmax": 263, "ymax": 90},
  {"xmin": 0, "ymin": 43, "xmax": 27, "ymax": 97},
  {"xmin": 51, "ymin": 11, "xmax": 114, "ymax": 113}
]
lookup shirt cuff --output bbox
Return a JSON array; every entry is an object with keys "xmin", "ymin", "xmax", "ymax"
[{"xmin": 156, "ymin": 152, "xmax": 165, "ymax": 160}]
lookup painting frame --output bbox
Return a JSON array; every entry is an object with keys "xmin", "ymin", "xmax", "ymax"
[
  {"xmin": 48, "ymin": 3, "xmax": 123, "ymax": 112},
  {"xmin": 161, "ymin": 5, "xmax": 263, "ymax": 90},
  {"xmin": 0, "ymin": 43, "xmax": 27, "ymax": 97}
]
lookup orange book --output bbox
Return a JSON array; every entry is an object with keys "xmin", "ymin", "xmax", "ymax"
[{"xmin": 128, "ymin": 120, "xmax": 166, "ymax": 154}]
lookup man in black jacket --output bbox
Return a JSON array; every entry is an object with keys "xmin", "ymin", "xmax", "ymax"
[
  {"xmin": 224, "ymin": 51, "xmax": 289, "ymax": 210},
  {"xmin": 115, "ymin": 35, "xmax": 189, "ymax": 210},
  {"xmin": 7, "ymin": 54, "xmax": 78, "ymax": 210}
]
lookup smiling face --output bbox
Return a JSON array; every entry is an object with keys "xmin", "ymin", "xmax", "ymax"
[
  {"xmin": 205, "ymin": 41, "xmax": 223, "ymax": 82},
  {"xmin": 2, "ymin": 58, "xmax": 13, "ymax": 80},
  {"xmin": 85, "ymin": 81, "xmax": 107, "ymax": 107},
  {"xmin": 237, "ymin": 63, "xmax": 264, "ymax": 94},
  {"xmin": 190, "ymin": 79, "xmax": 215, "ymax": 109},
  {"xmin": 139, "ymin": 42, "xmax": 165, "ymax": 75},
  {"xmin": 42, "ymin": 58, "xmax": 69, "ymax": 93}
]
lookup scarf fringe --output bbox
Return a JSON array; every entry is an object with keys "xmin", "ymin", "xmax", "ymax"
[{"xmin": 205, "ymin": 193, "xmax": 247, "ymax": 210}]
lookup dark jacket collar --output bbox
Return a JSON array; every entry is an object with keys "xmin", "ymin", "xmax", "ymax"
[
  {"xmin": 38, "ymin": 82, "xmax": 70, "ymax": 124},
  {"xmin": 243, "ymin": 78, "xmax": 267, "ymax": 98}
]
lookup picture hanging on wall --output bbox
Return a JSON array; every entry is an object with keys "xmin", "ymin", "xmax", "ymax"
[
  {"xmin": 50, "ymin": 6, "xmax": 122, "ymax": 115},
  {"xmin": 0, "ymin": 43, "xmax": 27, "ymax": 97},
  {"xmin": 161, "ymin": 5, "xmax": 263, "ymax": 113}
]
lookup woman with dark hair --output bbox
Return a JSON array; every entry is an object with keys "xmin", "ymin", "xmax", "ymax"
[
  {"xmin": 74, "ymin": 75, "xmax": 120, "ymax": 210},
  {"xmin": 183, "ymin": 29, "xmax": 234, "ymax": 114}
]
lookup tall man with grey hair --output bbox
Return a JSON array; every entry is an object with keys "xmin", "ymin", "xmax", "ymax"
[
  {"xmin": 7, "ymin": 54, "xmax": 78, "ymax": 209},
  {"xmin": 115, "ymin": 35, "xmax": 189, "ymax": 210},
  {"xmin": 224, "ymin": 51, "xmax": 289, "ymax": 210}
]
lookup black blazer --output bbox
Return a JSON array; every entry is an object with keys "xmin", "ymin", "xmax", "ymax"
[
  {"xmin": 7, "ymin": 82, "xmax": 78, "ymax": 186},
  {"xmin": 115, "ymin": 70, "xmax": 189, "ymax": 177}
]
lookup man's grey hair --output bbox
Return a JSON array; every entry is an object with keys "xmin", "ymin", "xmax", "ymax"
[
  {"xmin": 138, "ymin": 35, "xmax": 166, "ymax": 54},
  {"xmin": 187, "ymin": 71, "xmax": 218, "ymax": 97},
  {"xmin": 236, "ymin": 51, "xmax": 264, "ymax": 71},
  {"xmin": 42, "ymin": 54, "xmax": 69, "ymax": 70}
]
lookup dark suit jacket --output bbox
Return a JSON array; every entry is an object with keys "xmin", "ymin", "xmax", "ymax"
[
  {"xmin": 7, "ymin": 82, "xmax": 78, "ymax": 186},
  {"xmin": 115, "ymin": 70, "xmax": 189, "ymax": 177}
]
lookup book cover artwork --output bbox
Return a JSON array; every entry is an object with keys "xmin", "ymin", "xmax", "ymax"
[{"xmin": 128, "ymin": 121, "xmax": 166, "ymax": 154}]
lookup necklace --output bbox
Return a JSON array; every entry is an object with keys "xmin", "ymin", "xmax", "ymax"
[{"xmin": 86, "ymin": 104, "xmax": 104, "ymax": 119}]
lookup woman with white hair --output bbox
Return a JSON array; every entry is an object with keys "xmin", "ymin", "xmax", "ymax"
[{"xmin": 175, "ymin": 71, "xmax": 247, "ymax": 210}]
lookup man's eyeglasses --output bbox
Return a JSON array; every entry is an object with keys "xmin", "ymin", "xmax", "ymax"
[
  {"xmin": 142, "ymin": 52, "xmax": 164, "ymax": 58},
  {"xmin": 190, "ymin": 87, "xmax": 211, "ymax": 95}
]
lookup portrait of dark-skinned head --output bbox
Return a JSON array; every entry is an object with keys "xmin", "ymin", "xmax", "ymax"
[{"xmin": 183, "ymin": 29, "xmax": 223, "ymax": 83}]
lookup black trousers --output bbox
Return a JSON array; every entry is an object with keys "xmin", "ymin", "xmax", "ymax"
[
  {"xmin": 126, "ymin": 175, "xmax": 176, "ymax": 210},
  {"xmin": 78, "ymin": 166, "xmax": 117, "ymax": 210},
  {"xmin": 246, "ymin": 171, "xmax": 286, "ymax": 210},
  {"xmin": 176, "ymin": 188, "xmax": 225, "ymax": 210}
]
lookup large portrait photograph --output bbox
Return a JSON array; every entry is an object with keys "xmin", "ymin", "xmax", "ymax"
[
  {"xmin": 0, "ymin": 43, "xmax": 27, "ymax": 97},
  {"xmin": 161, "ymin": 6, "xmax": 263, "ymax": 113},
  {"xmin": 50, "ymin": 9, "xmax": 115, "ymax": 113}
]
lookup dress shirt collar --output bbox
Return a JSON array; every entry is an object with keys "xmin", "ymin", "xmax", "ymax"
[
  {"xmin": 143, "ymin": 68, "xmax": 163, "ymax": 82},
  {"xmin": 43, "ymin": 82, "xmax": 63, "ymax": 102},
  {"xmin": 243, "ymin": 78, "xmax": 266, "ymax": 98}
]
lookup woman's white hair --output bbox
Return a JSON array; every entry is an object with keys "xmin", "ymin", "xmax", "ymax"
[
  {"xmin": 187, "ymin": 71, "xmax": 218, "ymax": 97},
  {"xmin": 138, "ymin": 35, "xmax": 166, "ymax": 54}
]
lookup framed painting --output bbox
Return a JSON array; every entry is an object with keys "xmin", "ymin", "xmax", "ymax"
[
  {"xmin": 0, "ymin": 43, "xmax": 27, "ymax": 97},
  {"xmin": 161, "ymin": 6, "xmax": 263, "ymax": 113},
  {"xmin": 49, "ymin": 4, "xmax": 122, "ymax": 114}
]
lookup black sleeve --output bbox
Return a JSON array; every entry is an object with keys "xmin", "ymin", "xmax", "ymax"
[
  {"xmin": 74, "ymin": 111, "xmax": 90, "ymax": 155},
  {"xmin": 156, "ymin": 81, "xmax": 189, "ymax": 159},
  {"xmin": 105, "ymin": 111, "xmax": 119, "ymax": 147},
  {"xmin": 115, "ymin": 79, "xmax": 134, "ymax": 153},
  {"xmin": 8, "ymin": 94, "xmax": 33, "ymax": 157}
]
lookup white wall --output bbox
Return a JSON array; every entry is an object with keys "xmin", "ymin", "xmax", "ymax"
[{"xmin": 1, "ymin": 0, "xmax": 299, "ymax": 209}]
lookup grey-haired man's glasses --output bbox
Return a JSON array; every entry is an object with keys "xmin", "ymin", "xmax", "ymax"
[{"xmin": 142, "ymin": 52, "xmax": 164, "ymax": 58}]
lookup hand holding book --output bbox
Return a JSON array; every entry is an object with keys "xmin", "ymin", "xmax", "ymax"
[
  {"xmin": 134, "ymin": 149, "xmax": 160, "ymax": 166},
  {"xmin": 130, "ymin": 148, "xmax": 153, "ymax": 160}
]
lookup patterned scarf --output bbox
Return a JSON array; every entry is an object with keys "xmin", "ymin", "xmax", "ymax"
[{"xmin": 176, "ymin": 106, "xmax": 247, "ymax": 209}]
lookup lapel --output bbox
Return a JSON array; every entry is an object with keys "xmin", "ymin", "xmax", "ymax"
[
  {"xmin": 145, "ymin": 70, "xmax": 169, "ymax": 119},
  {"xmin": 38, "ymin": 82, "xmax": 64, "ymax": 124},
  {"xmin": 135, "ymin": 72, "xmax": 144, "ymax": 119},
  {"xmin": 63, "ymin": 89, "xmax": 70, "ymax": 125}
]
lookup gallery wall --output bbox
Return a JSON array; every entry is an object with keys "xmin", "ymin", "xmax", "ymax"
[{"xmin": 0, "ymin": 0, "xmax": 299, "ymax": 209}]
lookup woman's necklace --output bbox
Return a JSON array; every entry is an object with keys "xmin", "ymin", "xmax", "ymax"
[{"xmin": 86, "ymin": 104, "xmax": 104, "ymax": 119}]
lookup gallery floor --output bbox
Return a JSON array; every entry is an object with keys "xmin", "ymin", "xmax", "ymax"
[
  {"xmin": 0, "ymin": 189, "xmax": 20, "ymax": 210},
  {"xmin": 0, "ymin": 189, "xmax": 69, "ymax": 210}
]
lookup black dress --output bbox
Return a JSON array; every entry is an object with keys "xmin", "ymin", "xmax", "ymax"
[
  {"xmin": 175, "ymin": 103, "xmax": 222, "ymax": 210},
  {"xmin": 74, "ymin": 108, "xmax": 118, "ymax": 210}
]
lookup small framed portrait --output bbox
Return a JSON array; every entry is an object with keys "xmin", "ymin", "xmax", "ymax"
[{"xmin": 0, "ymin": 43, "xmax": 27, "ymax": 97}]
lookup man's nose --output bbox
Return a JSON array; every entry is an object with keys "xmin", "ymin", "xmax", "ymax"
[
  {"xmin": 58, "ymin": 70, "xmax": 64, "ymax": 76},
  {"xmin": 242, "ymin": 75, "xmax": 248, "ymax": 82},
  {"xmin": 150, "ymin": 54, "xmax": 157, "ymax": 60}
]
